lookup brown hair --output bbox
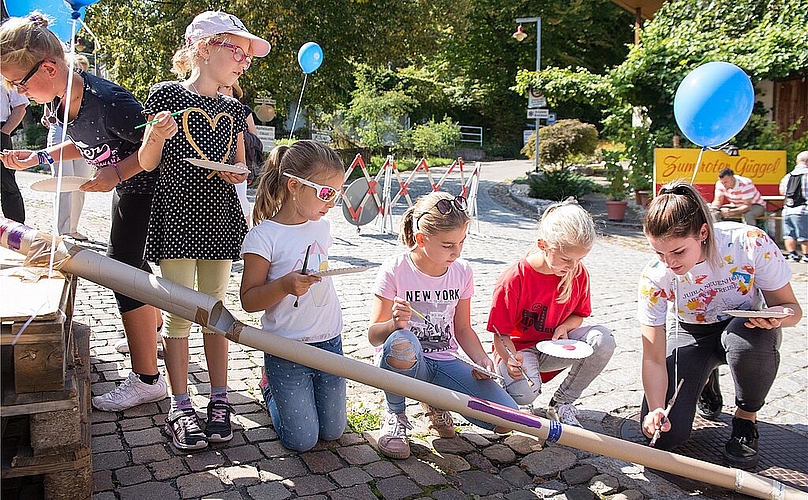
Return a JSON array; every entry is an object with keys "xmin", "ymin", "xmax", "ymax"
[
  {"xmin": 0, "ymin": 14, "xmax": 66, "ymax": 87},
  {"xmin": 536, "ymin": 198, "xmax": 595, "ymax": 303},
  {"xmin": 252, "ymin": 140, "xmax": 344, "ymax": 223},
  {"xmin": 400, "ymin": 191, "xmax": 470, "ymax": 248},
  {"xmin": 644, "ymin": 180, "xmax": 718, "ymax": 267}
]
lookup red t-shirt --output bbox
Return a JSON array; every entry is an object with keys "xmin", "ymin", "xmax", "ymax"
[{"xmin": 487, "ymin": 258, "xmax": 592, "ymax": 352}]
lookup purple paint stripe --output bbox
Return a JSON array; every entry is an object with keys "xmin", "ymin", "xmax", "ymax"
[
  {"xmin": 467, "ymin": 398, "xmax": 543, "ymax": 429},
  {"xmin": 7, "ymin": 225, "xmax": 27, "ymax": 251}
]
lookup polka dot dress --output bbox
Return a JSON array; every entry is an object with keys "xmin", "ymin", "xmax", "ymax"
[{"xmin": 144, "ymin": 82, "xmax": 248, "ymax": 261}]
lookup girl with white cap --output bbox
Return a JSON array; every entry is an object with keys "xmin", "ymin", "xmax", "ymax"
[{"xmin": 138, "ymin": 11, "xmax": 270, "ymax": 451}]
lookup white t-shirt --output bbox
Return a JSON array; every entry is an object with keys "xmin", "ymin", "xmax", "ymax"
[
  {"xmin": 637, "ymin": 221, "xmax": 792, "ymax": 326},
  {"xmin": 1, "ymin": 87, "xmax": 28, "ymax": 123},
  {"xmin": 240, "ymin": 218, "xmax": 342, "ymax": 342},
  {"xmin": 372, "ymin": 253, "xmax": 474, "ymax": 361}
]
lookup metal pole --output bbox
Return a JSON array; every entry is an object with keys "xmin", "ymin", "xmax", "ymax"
[{"xmin": 516, "ymin": 17, "xmax": 541, "ymax": 173}]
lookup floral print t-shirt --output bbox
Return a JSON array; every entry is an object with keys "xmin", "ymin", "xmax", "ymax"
[{"xmin": 637, "ymin": 221, "xmax": 792, "ymax": 326}]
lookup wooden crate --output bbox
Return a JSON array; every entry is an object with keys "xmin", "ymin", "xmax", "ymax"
[
  {"xmin": 1, "ymin": 322, "xmax": 92, "ymax": 500},
  {"xmin": 0, "ymin": 246, "xmax": 75, "ymax": 394}
]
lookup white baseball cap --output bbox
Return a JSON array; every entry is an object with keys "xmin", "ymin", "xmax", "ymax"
[{"xmin": 185, "ymin": 11, "xmax": 271, "ymax": 58}]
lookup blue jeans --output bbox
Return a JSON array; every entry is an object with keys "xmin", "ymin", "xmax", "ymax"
[
  {"xmin": 378, "ymin": 329, "xmax": 518, "ymax": 430},
  {"xmin": 262, "ymin": 335, "xmax": 347, "ymax": 452}
]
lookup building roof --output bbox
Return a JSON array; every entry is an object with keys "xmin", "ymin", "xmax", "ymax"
[{"xmin": 610, "ymin": 0, "xmax": 666, "ymax": 20}]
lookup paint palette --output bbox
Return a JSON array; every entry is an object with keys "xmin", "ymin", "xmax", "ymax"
[
  {"xmin": 30, "ymin": 176, "xmax": 91, "ymax": 193},
  {"xmin": 185, "ymin": 158, "xmax": 249, "ymax": 174},
  {"xmin": 312, "ymin": 265, "xmax": 374, "ymax": 277},
  {"xmin": 536, "ymin": 339, "xmax": 594, "ymax": 359},
  {"xmin": 451, "ymin": 352, "xmax": 504, "ymax": 381},
  {"xmin": 723, "ymin": 309, "xmax": 791, "ymax": 319}
]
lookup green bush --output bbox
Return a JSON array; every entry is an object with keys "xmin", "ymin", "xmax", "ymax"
[
  {"xmin": 400, "ymin": 117, "xmax": 461, "ymax": 157},
  {"xmin": 24, "ymin": 124, "xmax": 48, "ymax": 149},
  {"xmin": 484, "ymin": 142, "xmax": 522, "ymax": 160},
  {"xmin": 522, "ymin": 119, "xmax": 598, "ymax": 168},
  {"xmin": 603, "ymin": 150, "xmax": 628, "ymax": 201},
  {"xmin": 528, "ymin": 167, "xmax": 596, "ymax": 201}
]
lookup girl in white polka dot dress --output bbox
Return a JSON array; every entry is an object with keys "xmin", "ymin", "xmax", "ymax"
[
  {"xmin": 240, "ymin": 141, "xmax": 347, "ymax": 452},
  {"xmin": 137, "ymin": 11, "xmax": 271, "ymax": 452}
]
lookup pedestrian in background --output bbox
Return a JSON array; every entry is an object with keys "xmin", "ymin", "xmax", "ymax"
[
  {"xmin": 779, "ymin": 150, "xmax": 808, "ymax": 262},
  {"xmin": 240, "ymin": 140, "xmax": 347, "ymax": 452},
  {"xmin": 637, "ymin": 180, "xmax": 800, "ymax": 469},
  {"xmin": 138, "ymin": 10, "xmax": 269, "ymax": 451},
  {"xmin": 1, "ymin": 83, "xmax": 28, "ymax": 223},
  {"xmin": 709, "ymin": 168, "xmax": 766, "ymax": 225}
]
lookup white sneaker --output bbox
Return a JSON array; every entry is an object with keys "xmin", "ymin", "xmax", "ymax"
[
  {"xmin": 92, "ymin": 372, "xmax": 168, "ymax": 411},
  {"xmin": 114, "ymin": 329, "xmax": 163, "ymax": 354},
  {"xmin": 546, "ymin": 402, "xmax": 581, "ymax": 427}
]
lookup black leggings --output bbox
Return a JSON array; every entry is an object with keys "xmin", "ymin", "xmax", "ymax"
[
  {"xmin": 107, "ymin": 191, "xmax": 154, "ymax": 313},
  {"xmin": 640, "ymin": 317, "xmax": 781, "ymax": 450}
]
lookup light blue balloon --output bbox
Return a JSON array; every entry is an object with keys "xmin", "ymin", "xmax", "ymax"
[
  {"xmin": 673, "ymin": 62, "xmax": 755, "ymax": 147},
  {"xmin": 6, "ymin": 0, "xmax": 86, "ymax": 43},
  {"xmin": 298, "ymin": 42, "xmax": 324, "ymax": 74}
]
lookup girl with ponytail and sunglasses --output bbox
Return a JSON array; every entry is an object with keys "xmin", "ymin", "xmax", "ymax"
[
  {"xmin": 638, "ymin": 180, "xmax": 800, "ymax": 469},
  {"xmin": 368, "ymin": 191, "xmax": 518, "ymax": 460},
  {"xmin": 240, "ymin": 140, "xmax": 347, "ymax": 452},
  {"xmin": 487, "ymin": 198, "xmax": 615, "ymax": 428}
]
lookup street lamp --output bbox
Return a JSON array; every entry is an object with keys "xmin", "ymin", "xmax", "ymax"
[{"xmin": 514, "ymin": 17, "xmax": 541, "ymax": 172}]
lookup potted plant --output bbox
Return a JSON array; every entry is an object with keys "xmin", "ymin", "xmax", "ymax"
[
  {"xmin": 603, "ymin": 150, "xmax": 628, "ymax": 221},
  {"xmin": 626, "ymin": 128, "xmax": 655, "ymax": 208}
]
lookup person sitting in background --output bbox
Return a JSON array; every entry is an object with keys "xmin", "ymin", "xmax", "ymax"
[
  {"xmin": 779, "ymin": 151, "xmax": 808, "ymax": 262},
  {"xmin": 709, "ymin": 168, "xmax": 765, "ymax": 226}
]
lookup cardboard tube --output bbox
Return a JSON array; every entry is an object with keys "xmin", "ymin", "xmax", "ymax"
[{"xmin": 0, "ymin": 217, "xmax": 800, "ymax": 500}]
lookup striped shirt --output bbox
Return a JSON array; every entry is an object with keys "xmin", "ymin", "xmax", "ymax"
[{"xmin": 713, "ymin": 175, "xmax": 764, "ymax": 207}]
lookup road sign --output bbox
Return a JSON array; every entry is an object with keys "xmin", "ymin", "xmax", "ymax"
[
  {"xmin": 528, "ymin": 88, "xmax": 546, "ymax": 109},
  {"xmin": 546, "ymin": 112, "xmax": 557, "ymax": 126},
  {"xmin": 312, "ymin": 133, "xmax": 332, "ymax": 143},
  {"xmin": 527, "ymin": 108, "xmax": 549, "ymax": 119},
  {"xmin": 255, "ymin": 125, "xmax": 275, "ymax": 150}
]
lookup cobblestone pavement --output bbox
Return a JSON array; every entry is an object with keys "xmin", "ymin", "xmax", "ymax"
[{"xmin": 11, "ymin": 163, "xmax": 807, "ymax": 500}]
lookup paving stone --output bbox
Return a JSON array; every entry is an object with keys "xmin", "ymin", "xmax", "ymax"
[
  {"xmin": 482, "ymin": 443, "xmax": 517, "ymax": 464},
  {"xmin": 532, "ymin": 479, "xmax": 567, "ymax": 498},
  {"xmin": 119, "ymin": 415, "xmax": 155, "ymax": 432},
  {"xmin": 338, "ymin": 433, "xmax": 366, "ymax": 446},
  {"xmin": 246, "ymin": 481, "xmax": 292, "ymax": 500},
  {"xmin": 607, "ymin": 489, "xmax": 644, "ymax": 500},
  {"xmin": 258, "ymin": 440, "xmax": 296, "ymax": 458},
  {"xmin": 328, "ymin": 466, "xmax": 373, "ymax": 487},
  {"xmin": 374, "ymin": 475, "xmax": 423, "ymax": 500},
  {"xmin": 202, "ymin": 491, "xmax": 245, "ymax": 500},
  {"xmin": 123, "ymin": 427, "xmax": 165, "ymax": 447},
  {"xmin": 464, "ymin": 451, "xmax": 496, "ymax": 473},
  {"xmin": 257, "ymin": 456, "xmax": 308, "ymax": 480},
  {"xmin": 395, "ymin": 457, "xmax": 447, "ymax": 487},
  {"xmin": 131, "ymin": 443, "xmax": 171, "ymax": 464},
  {"xmin": 589, "ymin": 473, "xmax": 620, "ymax": 495},
  {"xmin": 454, "ymin": 470, "xmax": 511, "ymax": 496},
  {"xmin": 431, "ymin": 437, "xmax": 476, "ymax": 455},
  {"xmin": 92, "ymin": 450, "xmax": 129, "ymax": 471},
  {"xmin": 118, "ymin": 481, "xmax": 180, "ymax": 500},
  {"xmin": 93, "ymin": 492, "xmax": 116, "ymax": 500},
  {"xmin": 282, "ymin": 474, "xmax": 336, "ymax": 496},
  {"xmin": 505, "ymin": 490, "xmax": 543, "ymax": 500},
  {"xmin": 92, "ymin": 422, "xmax": 117, "ymax": 436},
  {"xmin": 115, "ymin": 464, "xmax": 151, "ymax": 486},
  {"xmin": 176, "ymin": 470, "xmax": 225, "ymax": 498},
  {"xmin": 93, "ymin": 470, "xmax": 113, "ymax": 492},
  {"xmin": 328, "ymin": 483, "xmax": 379, "ymax": 500},
  {"xmin": 91, "ymin": 434, "xmax": 124, "ymax": 453},
  {"xmin": 149, "ymin": 457, "xmax": 188, "ymax": 481},
  {"xmin": 500, "ymin": 465, "xmax": 533, "ymax": 488},
  {"xmin": 363, "ymin": 460, "xmax": 402, "ymax": 478},
  {"xmin": 522, "ymin": 447, "xmax": 577, "ymax": 478},
  {"xmin": 301, "ymin": 450, "xmax": 344, "ymax": 473},
  {"xmin": 566, "ymin": 484, "xmax": 596, "ymax": 500},
  {"xmin": 504, "ymin": 434, "xmax": 544, "ymax": 455},
  {"xmin": 421, "ymin": 452, "xmax": 471, "ymax": 474},
  {"xmin": 221, "ymin": 464, "xmax": 260, "ymax": 487},
  {"xmin": 562, "ymin": 464, "xmax": 598, "ymax": 485},
  {"xmin": 184, "ymin": 449, "xmax": 227, "ymax": 472},
  {"xmin": 223, "ymin": 444, "xmax": 263, "ymax": 464},
  {"xmin": 336, "ymin": 444, "xmax": 380, "ymax": 465},
  {"xmin": 432, "ymin": 488, "xmax": 469, "ymax": 500}
]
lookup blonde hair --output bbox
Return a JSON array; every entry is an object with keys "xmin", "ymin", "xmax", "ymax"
[
  {"xmin": 171, "ymin": 33, "xmax": 231, "ymax": 77},
  {"xmin": 252, "ymin": 140, "xmax": 344, "ymax": 223},
  {"xmin": 644, "ymin": 180, "xmax": 718, "ymax": 268},
  {"xmin": 535, "ymin": 198, "xmax": 595, "ymax": 303},
  {"xmin": 73, "ymin": 54, "xmax": 90, "ymax": 71},
  {"xmin": 0, "ymin": 14, "xmax": 66, "ymax": 86},
  {"xmin": 400, "ymin": 191, "xmax": 470, "ymax": 248}
]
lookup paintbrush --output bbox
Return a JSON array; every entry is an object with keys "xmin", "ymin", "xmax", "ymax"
[
  {"xmin": 135, "ymin": 107, "xmax": 192, "ymax": 129},
  {"xmin": 492, "ymin": 326, "xmax": 534, "ymax": 386},
  {"xmin": 650, "ymin": 378, "xmax": 684, "ymax": 447},
  {"xmin": 294, "ymin": 244, "xmax": 312, "ymax": 308}
]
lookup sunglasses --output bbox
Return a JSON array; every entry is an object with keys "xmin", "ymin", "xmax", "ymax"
[
  {"xmin": 5, "ymin": 59, "xmax": 46, "ymax": 91},
  {"xmin": 416, "ymin": 195, "xmax": 468, "ymax": 228},
  {"xmin": 208, "ymin": 41, "xmax": 252, "ymax": 68},
  {"xmin": 283, "ymin": 172, "xmax": 340, "ymax": 202}
]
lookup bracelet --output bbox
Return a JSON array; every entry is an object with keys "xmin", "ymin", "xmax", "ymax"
[
  {"xmin": 36, "ymin": 150, "xmax": 54, "ymax": 166},
  {"xmin": 112, "ymin": 164, "xmax": 123, "ymax": 183}
]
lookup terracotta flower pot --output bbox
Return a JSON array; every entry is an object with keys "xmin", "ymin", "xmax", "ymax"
[
  {"xmin": 634, "ymin": 190, "xmax": 651, "ymax": 208},
  {"xmin": 606, "ymin": 200, "xmax": 628, "ymax": 221}
]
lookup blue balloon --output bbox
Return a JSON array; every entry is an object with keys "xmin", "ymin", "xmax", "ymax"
[
  {"xmin": 6, "ymin": 0, "xmax": 86, "ymax": 43},
  {"xmin": 673, "ymin": 62, "xmax": 755, "ymax": 147},
  {"xmin": 298, "ymin": 42, "xmax": 324, "ymax": 74}
]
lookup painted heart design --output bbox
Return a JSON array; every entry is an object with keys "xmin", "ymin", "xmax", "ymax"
[{"xmin": 183, "ymin": 107, "xmax": 235, "ymax": 163}]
